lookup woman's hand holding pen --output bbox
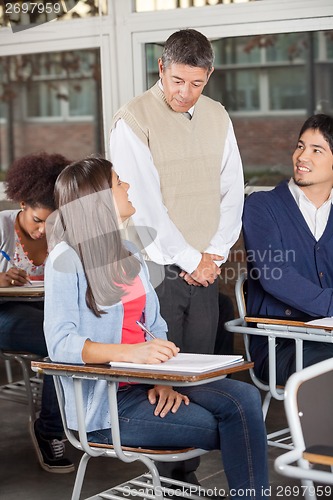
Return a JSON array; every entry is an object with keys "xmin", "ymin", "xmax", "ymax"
[
  {"xmin": 82, "ymin": 338, "xmax": 179, "ymax": 365},
  {"xmin": 126, "ymin": 339, "xmax": 179, "ymax": 365},
  {"xmin": 0, "ymin": 250, "xmax": 31, "ymax": 286},
  {"xmin": 1, "ymin": 268, "xmax": 30, "ymax": 287}
]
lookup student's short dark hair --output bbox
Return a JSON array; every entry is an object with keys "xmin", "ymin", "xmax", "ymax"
[
  {"xmin": 299, "ymin": 114, "xmax": 333, "ymax": 154},
  {"xmin": 161, "ymin": 29, "xmax": 214, "ymax": 72},
  {"xmin": 5, "ymin": 151, "xmax": 70, "ymax": 210}
]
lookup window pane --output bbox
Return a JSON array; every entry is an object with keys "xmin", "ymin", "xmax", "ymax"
[
  {"xmin": 266, "ymin": 33, "xmax": 306, "ymax": 62},
  {"xmin": 207, "ymin": 69, "xmax": 260, "ymax": 111},
  {"xmin": 269, "ymin": 67, "xmax": 306, "ymax": 110},
  {"xmin": 213, "ymin": 37, "xmax": 261, "ymax": 65},
  {"xmin": 69, "ymin": 80, "xmax": 96, "ymax": 116},
  {"xmin": 0, "ymin": 48, "xmax": 103, "ymax": 173},
  {"xmin": 26, "ymin": 82, "xmax": 62, "ymax": 117}
]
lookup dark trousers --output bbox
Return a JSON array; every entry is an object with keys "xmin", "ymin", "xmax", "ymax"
[
  {"xmin": 0, "ymin": 301, "xmax": 63, "ymax": 436},
  {"xmin": 146, "ymin": 262, "xmax": 219, "ymax": 482},
  {"xmin": 214, "ymin": 292, "xmax": 235, "ymax": 355},
  {"xmin": 147, "ymin": 262, "xmax": 219, "ymax": 353}
]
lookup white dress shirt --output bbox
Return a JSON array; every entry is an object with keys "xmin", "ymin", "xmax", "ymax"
[
  {"xmin": 288, "ymin": 178, "xmax": 333, "ymax": 241},
  {"xmin": 110, "ymin": 112, "xmax": 244, "ymax": 274}
]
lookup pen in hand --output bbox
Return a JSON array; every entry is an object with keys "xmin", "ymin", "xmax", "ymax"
[
  {"xmin": 136, "ymin": 320, "xmax": 157, "ymax": 340},
  {"xmin": 1, "ymin": 250, "xmax": 32, "ymax": 285}
]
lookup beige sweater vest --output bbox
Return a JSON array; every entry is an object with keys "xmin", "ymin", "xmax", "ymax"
[{"xmin": 112, "ymin": 82, "xmax": 229, "ymax": 253}]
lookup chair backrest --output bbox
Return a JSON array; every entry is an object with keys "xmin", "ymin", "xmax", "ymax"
[
  {"xmin": 285, "ymin": 358, "xmax": 333, "ymax": 452},
  {"xmin": 234, "ymin": 273, "xmax": 254, "ymax": 367}
]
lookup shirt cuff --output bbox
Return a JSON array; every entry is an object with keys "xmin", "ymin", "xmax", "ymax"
[
  {"xmin": 174, "ymin": 247, "xmax": 202, "ymax": 274},
  {"xmin": 204, "ymin": 244, "xmax": 228, "ymax": 265}
]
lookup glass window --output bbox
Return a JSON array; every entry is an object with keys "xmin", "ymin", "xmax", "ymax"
[
  {"xmin": 24, "ymin": 50, "xmax": 98, "ymax": 120},
  {"xmin": 269, "ymin": 67, "xmax": 306, "ymax": 110},
  {"xmin": 212, "ymin": 37, "xmax": 261, "ymax": 65},
  {"xmin": 266, "ymin": 33, "xmax": 306, "ymax": 63},
  {"xmin": 135, "ymin": 0, "xmax": 261, "ymax": 12},
  {"xmin": 0, "ymin": 48, "xmax": 103, "ymax": 173},
  {"xmin": 207, "ymin": 69, "xmax": 260, "ymax": 111}
]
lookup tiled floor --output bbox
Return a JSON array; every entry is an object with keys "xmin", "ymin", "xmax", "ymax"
[{"xmin": 0, "ymin": 357, "xmax": 331, "ymax": 500}]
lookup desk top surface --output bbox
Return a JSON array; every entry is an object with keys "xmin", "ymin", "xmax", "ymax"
[
  {"xmin": 0, "ymin": 285, "xmax": 44, "ymax": 298},
  {"xmin": 245, "ymin": 316, "xmax": 333, "ymax": 331},
  {"xmin": 32, "ymin": 359, "xmax": 253, "ymax": 383}
]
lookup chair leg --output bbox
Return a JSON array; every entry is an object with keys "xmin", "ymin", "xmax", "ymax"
[
  {"xmin": 71, "ymin": 452, "xmax": 91, "ymax": 500},
  {"xmin": 139, "ymin": 455, "xmax": 163, "ymax": 497},
  {"xmin": 262, "ymin": 391, "xmax": 272, "ymax": 421},
  {"xmin": 14, "ymin": 355, "xmax": 37, "ymax": 422},
  {"xmin": 4, "ymin": 359, "xmax": 13, "ymax": 383}
]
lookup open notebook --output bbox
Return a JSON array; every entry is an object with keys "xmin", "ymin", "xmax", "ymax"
[{"xmin": 109, "ymin": 353, "xmax": 243, "ymax": 373}]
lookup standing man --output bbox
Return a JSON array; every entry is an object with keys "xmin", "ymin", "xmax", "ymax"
[
  {"xmin": 243, "ymin": 113, "xmax": 333, "ymax": 386},
  {"xmin": 110, "ymin": 29, "xmax": 244, "ymax": 483}
]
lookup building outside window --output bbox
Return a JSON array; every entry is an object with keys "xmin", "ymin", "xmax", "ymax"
[{"xmin": 0, "ymin": 49, "xmax": 103, "ymax": 173}]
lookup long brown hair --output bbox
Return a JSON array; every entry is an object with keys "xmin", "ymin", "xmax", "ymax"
[{"xmin": 48, "ymin": 156, "xmax": 140, "ymax": 317}]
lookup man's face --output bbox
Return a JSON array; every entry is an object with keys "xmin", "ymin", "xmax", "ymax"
[
  {"xmin": 158, "ymin": 59, "xmax": 213, "ymax": 113},
  {"xmin": 292, "ymin": 128, "xmax": 333, "ymax": 190}
]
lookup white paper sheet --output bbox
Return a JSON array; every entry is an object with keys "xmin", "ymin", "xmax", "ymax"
[{"xmin": 110, "ymin": 353, "xmax": 244, "ymax": 373}]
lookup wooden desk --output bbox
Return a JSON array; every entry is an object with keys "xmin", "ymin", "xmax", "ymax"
[
  {"xmin": 31, "ymin": 359, "xmax": 253, "ymax": 500},
  {"xmin": 245, "ymin": 316, "xmax": 333, "ymax": 333},
  {"xmin": 0, "ymin": 285, "xmax": 44, "ymax": 301},
  {"xmin": 32, "ymin": 359, "xmax": 253, "ymax": 386}
]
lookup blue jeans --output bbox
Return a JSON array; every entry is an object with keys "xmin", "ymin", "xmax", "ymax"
[
  {"xmin": 88, "ymin": 378, "xmax": 269, "ymax": 499},
  {"xmin": 0, "ymin": 302, "xmax": 63, "ymax": 437}
]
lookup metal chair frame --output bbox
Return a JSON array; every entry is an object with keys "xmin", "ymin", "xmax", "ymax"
[
  {"xmin": 0, "ymin": 350, "xmax": 43, "ymax": 422},
  {"xmin": 225, "ymin": 273, "xmax": 333, "ymax": 450},
  {"xmin": 275, "ymin": 358, "xmax": 333, "ymax": 500},
  {"xmin": 31, "ymin": 360, "xmax": 218, "ymax": 500}
]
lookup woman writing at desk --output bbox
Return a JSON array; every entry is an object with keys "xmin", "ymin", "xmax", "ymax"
[
  {"xmin": 44, "ymin": 156, "xmax": 269, "ymax": 499},
  {"xmin": 0, "ymin": 152, "xmax": 74, "ymax": 473}
]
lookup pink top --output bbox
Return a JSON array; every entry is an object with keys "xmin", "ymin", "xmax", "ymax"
[
  {"xmin": 120, "ymin": 274, "xmax": 146, "ymax": 344},
  {"xmin": 119, "ymin": 275, "xmax": 146, "ymax": 387}
]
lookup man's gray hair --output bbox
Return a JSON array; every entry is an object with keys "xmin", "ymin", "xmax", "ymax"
[{"xmin": 161, "ymin": 29, "xmax": 214, "ymax": 72}]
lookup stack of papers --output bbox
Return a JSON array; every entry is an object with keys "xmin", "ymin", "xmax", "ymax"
[
  {"xmin": 306, "ymin": 317, "xmax": 333, "ymax": 328},
  {"xmin": 24, "ymin": 280, "xmax": 44, "ymax": 288},
  {"xmin": 110, "ymin": 353, "xmax": 243, "ymax": 373}
]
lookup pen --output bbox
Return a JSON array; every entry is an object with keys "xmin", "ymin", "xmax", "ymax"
[
  {"xmin": 136, "ymin": 320, "xmax": 157, "ymax": 340},
  {"xmin": 1, "ymin": 250, "xmax": 32, "ymax": 285}
]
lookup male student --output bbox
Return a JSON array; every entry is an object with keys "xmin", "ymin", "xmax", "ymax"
[{"xmin": 243, "ymin": 113, "xmax": 333, "ymax": 386}]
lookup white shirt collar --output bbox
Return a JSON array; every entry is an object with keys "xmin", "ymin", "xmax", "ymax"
[
  {"xmin": 288, "ymin": 177, "xmax": 333, "ymax": 240},
  {"xmin": 288, "ymin": 177, "xmax": 333, "ymax": 208}
]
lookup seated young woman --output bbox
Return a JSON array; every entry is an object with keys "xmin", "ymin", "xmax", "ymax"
[{"xmin": 44, "ymin": 156, "xmax": 270, "ymax": 499}]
